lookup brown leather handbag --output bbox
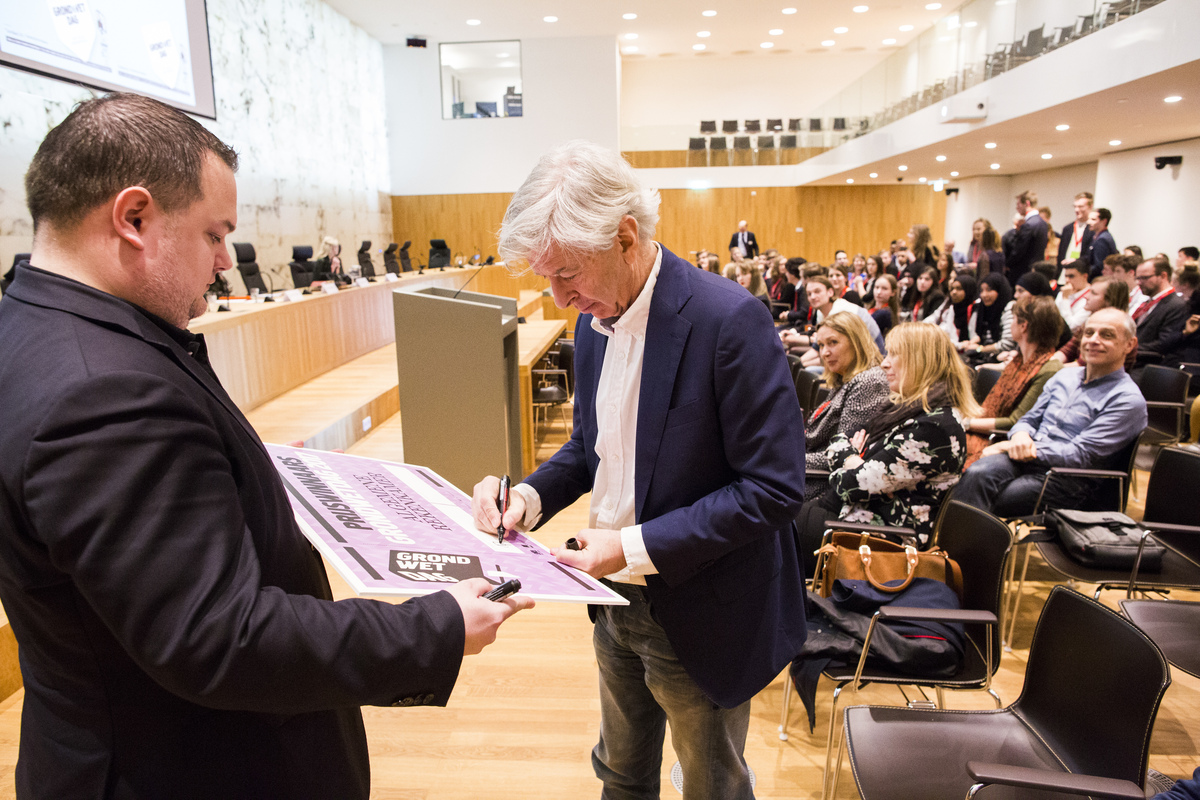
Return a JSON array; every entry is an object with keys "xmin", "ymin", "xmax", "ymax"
[{"xmin": 813, "ymin": 532, "xmax": 964, "ymax": 603}]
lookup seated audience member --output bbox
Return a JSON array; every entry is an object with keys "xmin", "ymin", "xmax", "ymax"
[
  {"xmin": 1172, "ymin": 262, "xmax": 1200, "ymax": 317},
  {"xmin": 987, "ymin": 272, "xmax": 1056, "ymax": 362},
  {"xmin": 1108, "ymin": 253, "xmax": 1145, "ymax": 313},
  {"xmin": 904, "ymin": 265, "xmax": 945, "ymax": 322},
  {"xmin": 869, "ymin": 273, "xmax": 900, "ymax": 339},
  {"xmin": 962, "ymin": 273, "xmax": 1014, "ymax": 359},
  {"xmin": 704, "ymin": 253, "xmax": 722, "ymax": 274},
  {"xmin": 778, "ymin": 258, "xmax": 810, "ymax": 325},
  {"xmin": 1123, "ymin": 245, "xmax": 1144, "ymax": 260},
  {"xmin": 945, "ymin": 238, "xmax": 966, "ymax": 266},
  {"xmin": 1001, "ymin": 213, "xmax": 1023, "ymax": 272},
  {"xmin": 1085, "ymin": 207, "xmax": 1117, "ymax": 278},
  {"xmin": 954, "ymin": 308, "xmax": 1147, "ymax": 516},
  {"xmin": 963, "ymin": 296, "xmax": 1064, "ymax": 466},
  {"xmin": 736, "ymin": 261, "xmax": 773, "ymax": 313},
  {"xmin": 934, "ymin": 250, "xmax": 955, "ymax": 294},
  {"xmin": 1032, "ymin": 260, "xmax": 1059, "ymax": 292},
  {"xmin": 1177, "ymin": 246, "xmax": 1200, "ymax": 270},
  {"xmin": 314, "ymin": 236, "xmax": 346, "ymax": 282},
  {"xmin": 967, "ymin": 218, "xmax": 1006, "ymax": 279},
  {"xmin": 809, "ymin": 323, "xmax": 980, "ymax": 551},
  {"xmin": 782, "ymin": 276, "xmax": 885, "ymax": 359},
  {"xmin": 802, "ymin": 313, "xmax": 891, "ymax": 502},
  {"xmin": 828, "ymin": 264, "xmax": 862, "ymax": 306},
  {"xmin": 926, "ymin": 274, "xmax": 978, "ymax": 344},
  {"xmin": 1040, "ymin": 207, "xmax": 1058, "ymax": 262},
  {"xmin": 855, "ymin": 254, "xmax": 885, "ymax": 304},
  {"xmin": 1054, "ymin": 276, "xmax": 1136, "ymax": 371},
  {"xmin": 768, "ymin": 257, "xmax": 796, "ymax": 310},
  {"xmin": 1132, "ymin": 256, "xmax": 1190, "ymax": 368},
  {"xmin": 722, "ymin": 261, "xmax": 738, "ymax": 281},
  {"xmin": 1055, "ymin": 261, "xmax": 1092, "ymax": 330}
]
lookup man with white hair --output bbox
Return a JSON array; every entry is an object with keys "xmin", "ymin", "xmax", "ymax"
[
  {"xmin": 955, "ymin": 307, "xmax": 1147, "ymax": 516},
  {"xmin": 728, "ymin": 219, "xmax": 758, "ymax": 262},
  {"xmin": 472, "ymin": 141, "xmax": 807, "ymax": 799}
]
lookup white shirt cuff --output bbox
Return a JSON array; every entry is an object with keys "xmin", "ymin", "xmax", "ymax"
[
  {"xmin": 509, "ymin": 483, "xmax": 543, "ymax": 531},
  {"xmin": 619, "ymin": 524, "xmax": 657, "ymax": 577}
]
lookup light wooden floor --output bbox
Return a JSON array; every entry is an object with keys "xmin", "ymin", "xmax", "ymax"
[{"xmin": 0, "ymin": 400, "xmax": 1197, "ymax": 797}]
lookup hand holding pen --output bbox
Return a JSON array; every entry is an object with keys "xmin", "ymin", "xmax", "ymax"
[{"xmin": 470, "ymin": 475, "xmax": 527, "ymax": 541}]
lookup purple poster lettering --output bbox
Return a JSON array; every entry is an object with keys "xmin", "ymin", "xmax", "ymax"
[{"xmin": 266, "ymin": 444, "xmax": 625, "ymax": 605}]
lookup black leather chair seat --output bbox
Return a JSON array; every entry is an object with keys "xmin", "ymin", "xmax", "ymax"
[
  {"xmin": 1120, "ymin": 599, "xmax": 1200, "ymax": 678},
  {"xmin": 1034, "ymin": 536, "xmax": 1200, "ymax": 591},
  {"xmin": 534, "ymin": 385, "xmax": 570, "ymax": 404},
  {"xmin": 845, "ymin": 705, "xmax": 1064, "ymax": 800}
]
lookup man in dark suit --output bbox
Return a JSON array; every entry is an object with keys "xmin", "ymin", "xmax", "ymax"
[
  {"xmin": 728, "ymin": 219, "xmax": 759, "ymax": 261},
  {"xmin": 473, "ymin": 141, "xmax": 807, "ymax": 799},
  {"xmin": 1006, "ymin": 190, "xmax": 1049, "ymax": 283},
  {"xmin": 1057, "ymin": 191, "xmax": 1094, "ymax": 269},
  {"xmin": 1133, "ymin": 256, "xmax": 1191, "ymax": 370},
  {"xmin": 1085, "ymin": 207, "xmax": 1119, "ymax": 278},
  {"xmin": 0, "ymin": 93, "xmax": 530, "ymax": 800}
]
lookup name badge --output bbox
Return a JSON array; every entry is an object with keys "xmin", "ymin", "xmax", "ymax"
[
  {"xmin": 383, "ymin": 273, "xmax": 399, "ymax": 282},
  {"xmin": 321, "ymin": 282, "xmax": 340, "ymax": 295},
  {"xmin": 354, "ymin": 277, "xmax": 371, "ymax": 288},
  {"xmin": 280, "ymin": 289, "xmax": 304, "ymax": 302}
]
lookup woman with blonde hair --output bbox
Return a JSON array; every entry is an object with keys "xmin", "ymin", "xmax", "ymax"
[
  {"xmin": 803, "ymin": 312, "xmax": 891, "ymax": 503},
  {"xmin": 809, "ymin": 323, "xmax": 980, "ymax": 552},
  {"xmin": 735, "ymin": 261, "xmax": 771, "ymax": 313},
  {"xmin": 314, "ymin": 235, "xmax": 345, "ymax": 283},
  {"xmin": 908, "ymin": 223, "xmax": 939, "ymax": 268}
]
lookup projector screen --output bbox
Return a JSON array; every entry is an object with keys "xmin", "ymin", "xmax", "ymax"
[{"xmin": 0, "ymin": 0, "xmax": 216, "ymax": 119}]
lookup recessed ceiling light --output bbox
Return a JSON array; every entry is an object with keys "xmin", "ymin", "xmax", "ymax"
[
  {"xmin": 769, "ymin": 28, "xmax": 784, "ymax": 35},
  {"xmin": 466, "ymin": 19, "xmax": 481, "ymax": 25},
  {"xmin": 847, "ymin": 178, "xmax": 855, "ymax": 184},
  {"xmin": 1042, "ymin": 153, "xmax": 1053, "ymax": 159},
  {"xmin": 1056, "ymin": 124, "xmax": 1070, "ymax": 131},
  {"xmin": 853, "ymin": 5, "xmax": 869, "ymax": 12},
  {"xmin": 898, "ymin": 165, "xmax": 908, "ymax": 171},
  {"xmin": 1109, "ymin": 139, "xmax": 1122, "ymax": 146},
  {"xmin": 702, "ymin": 9, "xmax": 717, "ymax": 16},
  {"xmin": 693, "ymin": 43, "xmax": 706, "ymax": 50},
  {"xmin": 926, "ymin": 2, "xmax": 942, "ymax": 8},
  {"xmin": 950, "ymin": 171, "xmax": 959, "ymax": 176},
  {"xmin": 899, "ymin": 24, "xmax": 914, "ymax": 31},
  {"xmin": 822, "ymin": 39, "xmax": 836, "ymax": 46},
  {"xmin": 543, "ymin": 16, "xmax": 558, "ymax": 22},
  {"xmin": 984, "ymin": 142, "xmax": 997, "ymax": 148},
  {"xmin": 834, "ymin": 26, "xmax": 849, "ymax": 33},
  {"xmin": 935, "ymin": 155, "xmax": 946, "ymax": 161},
  {"xmin": 869, "ymin": 172, "xmax": 878, "ymax": 178},
  {"xmin": 697, "ymin": 31, "xmax": 711, "ymax": 37},
  {"xmin": 1165, "ymin": 95, "xmax": 1183, "ymax": 103},
  {"xmin": 882, "ymin": 38, "xmax": 897, "ymax": 45},
  {"xmin": 624, "ymin": 46, "xmax": 639, "ymax": 53},
  {"xmin": 782, "ymin": 7, "xmax": 797, "ymax": 14},
  {"xmin": 496, "ymin": 53, "xmax": 509, "ymax": 58},
  {"xmin": 761, "ymin": 41, "xmax": 775, "ymax": 48},
  {"xmin": 624, "ymin": 33, "xmax": 638, "ymax": 39},
  {"xmin": 623, "ymin": 13, "xmax": 637, "ymax": 20},
  {"xmin": 990, "ymin": 163, "xmax": 1000, "ymax": 169}
]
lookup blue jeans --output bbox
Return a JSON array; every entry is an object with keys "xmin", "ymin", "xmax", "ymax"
[
  {"xmin": 591, "ymin": 581, "xmax": 753, "ymax": 800},
  {"xmin": 956, "ymin": 453, "xmax": 1097, "ymax": 516}
]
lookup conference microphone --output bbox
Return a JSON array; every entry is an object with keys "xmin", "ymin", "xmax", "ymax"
[{"xmin": 451, "ymin": 263, "xmax": 488, "ymax": 300}]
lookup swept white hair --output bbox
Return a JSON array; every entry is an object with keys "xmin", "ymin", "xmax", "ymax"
[{"xmin": 498, "ymin": 140, "xmax": 660, "ymax": 267}]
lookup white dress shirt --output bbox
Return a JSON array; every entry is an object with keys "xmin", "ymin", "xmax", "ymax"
[
  {"xmin": 511, "ymin": 245, "xmax": 664, "ymax": 584},
  {"xmin": 1056, "ymin": 286, "xmax": 1091, "ymax": 331}
]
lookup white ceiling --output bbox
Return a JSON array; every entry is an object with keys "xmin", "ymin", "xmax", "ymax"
[{"xmin": 325, "ymin": 0, "xmax": 956, "ymax": 59}]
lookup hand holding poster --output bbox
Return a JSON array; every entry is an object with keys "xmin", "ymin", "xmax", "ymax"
[{"xmin": 266, "ymin": 444, "xmax": 626, "ymax": 605}]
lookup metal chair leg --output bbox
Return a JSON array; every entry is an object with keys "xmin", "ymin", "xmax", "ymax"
[
  {"xmin": 829, "ymin": 704, "xmax": 848, "ymax": 800},
  {"xmin": 987, "ymin": 688, "xmax": 1003, "ymax": 708},
  {"xmin": 1004, "ymin": 545, "xmax": 1033, "ymax": 648},
  {"xmin": 936, "ymin": 686, "xmax": 946, "ymax": 709},
  {"xmin": 821, "ymin": 684, "xmax": 845, "ymax": 800},
  {"xmin": 778, "ymin": 669, "xmax": 792, "ymax": 741}
]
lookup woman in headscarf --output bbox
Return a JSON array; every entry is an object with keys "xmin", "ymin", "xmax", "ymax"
[
  {"xmin": 926, "ymin": 274, "xmax": 977, "ymax": 344},
  {"xmin": 962, "ymin": 273, "xmax": 1013, "ymax": 361}
]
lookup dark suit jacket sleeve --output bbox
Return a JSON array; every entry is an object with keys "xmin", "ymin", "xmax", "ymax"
[
  {"xmin": 1010, "ymin": 217, "xmax": 1047, "ymax": 275},
  {"xmin": 1057, "ymin": 223, "xmax": 1072, "ymax": 263},
  {"xmin": 1088, "ymin": 232, "xmax": 1117, "ymax": 275},
  {"xmin": 728, "ymin": 232, "xmax": 739, "ymax": 251},
  {"xmin": 1140, "ymin": 295, "xmax": 1191, "ymax": 355},
  {"xmin": 23, "ymin": 371, "xmax": 464, "ymax": 714},
  {"xmin": 639, "ymin": 296, "xmax": 806, "ymax": 587}
]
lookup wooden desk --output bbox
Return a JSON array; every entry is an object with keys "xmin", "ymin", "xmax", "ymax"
[{"xmin": 517, "ymin": 319, "xmax": 568, "ymax": 474}]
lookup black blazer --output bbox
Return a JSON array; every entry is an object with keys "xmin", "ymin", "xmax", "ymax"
[
  {"xmin": 0, "ymin": 265, "xmax": 465, "ymax": 799},
  {"xmin": 1135, "ymin": 291, "xmax": 1191, "ymax": 361},
  {"xmin": 728, "ymin": 230, "xmax": 759, "ymax": 259},
  {"xmin": 1057, "ymin": 221, "xmax": 1094, "ymax": 264},
  {"xmin": 1007, "ymin": 214, "xmax": 1049, "ymax": 281}
]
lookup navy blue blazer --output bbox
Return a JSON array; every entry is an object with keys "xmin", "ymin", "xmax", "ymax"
[
  {"xmin": 525, "ymin": 246, "xmax": 808, "ymax": 708},
  {"xmin": 1006, "ymin": 213, "xmax": 1049, "ymax": 282},
  {"xmin": 1087, "ymin": 229, "xmax": 1118, "ymax": 278}
]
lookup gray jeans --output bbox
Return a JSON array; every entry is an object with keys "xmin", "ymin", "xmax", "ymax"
[{"xmin": 591, "ymin": 581, "xmax": 753, "ymax": 800}]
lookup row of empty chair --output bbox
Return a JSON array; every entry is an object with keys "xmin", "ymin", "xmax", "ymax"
[
  {"xmin": 225, "ymin": 240, "xmax": 457, "ymax": 293},
  {"xmin": 701, "ymin": 117, "xmax": 864, "ymax": 135}
]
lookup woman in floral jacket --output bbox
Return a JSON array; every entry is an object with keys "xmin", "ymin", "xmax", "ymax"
[{"xmin": 824, "ymin": 323, "xmax": 982, "ymax": 549}]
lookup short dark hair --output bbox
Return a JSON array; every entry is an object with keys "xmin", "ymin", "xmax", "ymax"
[
  {"xmin": 784, "ymin": 256, "xmax": 807, "ymax": 277},
  {"xmin": 1032, "ymin": 260, "xmax": 1058, "ymax": 283},
  {"xmin": 1176, "ymin": 266, "xmax": 1200, "ymax": 291},
  {"xmin": 25, "ymin": 93, "xmax": 239, "ymax": 232},
  {"xmin": 1095, "ymin": 207, "xmax": 1112, "ymax": 224},
  {"xmin": 1106, "ymin": 253, "xmax": 1134, "ymax": 274},
  {"xmin": 1144, "ymin": 256, "xmax": 1172, "ymax": 278},
  {"xmin": 807, "ymin": 276, "xmax": 834, "ymax": 293},
  {"xmin": 1013, "ymin": 295, "xmax": 1063, "ymax": 350},
  {"xmin": 1181, "ymin": 246, "xmax": 1200, "ymax": 260}
]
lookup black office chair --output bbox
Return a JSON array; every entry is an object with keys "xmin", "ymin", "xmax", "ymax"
[
  {"xmin": 840, "ymin": 586, "xmax": 1169, "ymax": 800},
  {"xmin": 972, "ymin": 365, "xmax": 1003, "ymax": 404},
  {"xmin": 399, "ymin": 241, "xmax": 415, "ymax": 272},
  {"xmin": 532, "ymin": 340, "xmax": 575, "ymax": 434},
  {"xmin": 786, "ymin": 356, "xmax": 821, "ymax": 416},
  {"xmin": 233, "ymin": 243, "xmax": 270, "ymax": 294},
  {"xmin": 1139, "ymin": 364, "xmax": 1190, "ymax": 447},
  {"xmin": 288, "ymin": 245, "xmax": 316, "ymax": 288},
  {"xmin": 832, "ymin": 117, "xmax": 847, "ymax": 131},
  {"xmin": 792, "ymin": 501, "xmax": 1013, "ymax": 799},
  {"xmin": 383, "ymin": 243, "xmax": 400, "ymax": 275},
  {"xmin": 767, "ymin": 118, "xmax": 783, "ymax": 131},
  {"xmin": 428, "ymin": 239, "xmax": 451, "ymax": 270},
  {"xmin": 756, "ymin": 135, "xmax": 775, "ymax": 150},
  {"xmin": 809, "ymin": 118, "xmax": 823, "ymax": 132},
  {"xmin": 779, "ymin": 134, "xmax": 798, "ymax": 149},
  {"xmin": 721, "ymin": 120, "xmax": 739, "ymax": 134},
  {"xmin": 787, "ymin": 118, "xmax": 802, "ymax": 132},
  {"xmin": 356, "ymin": 240, "xmax": 376, "ymax": 278},
  {"xmin": 699, "ymin": 120, "xmax": 716, "ymax": 134},
  {"xmin": 2, "ymin": 253, "xmax": 30, "ymax": 294},
  {"xmin": 743, "ymin": 119, "xmax": 761, "ymax": 133}
]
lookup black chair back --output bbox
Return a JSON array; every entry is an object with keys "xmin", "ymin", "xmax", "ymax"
[
  {"xmin": 357, "ymin": 241, "xmax": 375, "ymax": 277},
  {"xmin": 973, "ymin": 366, "xmax": 1002, "ymax": 404},
  {"xmin": 721, "ymin": 120, "xmax": 738, "ymax": 134},
  {"xmin": 231, "ymin": 242, "xmax": 268, "ymax": 293},
  {"xmin": 699, "ymin": 120, "xmax": 716, "ymax": 134},
  {"xmin": 232, "ymin": 243, "xmax": 256, "ymax": 264},
  {"xmin": 1143, "ymin": 446, "xmax": 1200, "ymax": 527},
  {"xmin": 787, "ymin": 356, "xmax": 820, "ymax": 415},
  {"xmin": 687, "ymin": 137, "xmax": 706, "ymax": 151},
  {"xmin": 935, "ymin": 501, "xmax": 1012, "ymax": 677},
  {"xmin": 708, "ymin": 136, "xmax": 727, "ymax": 151},
  {"xmin": 779, "ymin": 134, "xmax": 798, "ymax": 149},
  {"xmin": 429, "ymin": 239, "xmax": 451, "ymax": 269},
  {"xmin": 743, "ymin": 119, "xmax": 761, "ymax": 133},
  {"xmin": 288, "ymin": 245, "xmax": 315, "ymax": 288},
  {"xmin": 732, "ymin": 136, "xmax": 751, "ymax": 151},
  {"xmin": 757, "ymin": 135, "xmax": 775, "ymax": 150},
  {"xmin": 399, "ymin": 241, "xmax": 414, "ymax": 272},
  {"xmin": 383, "ymin": 243, "xmax": 400, "ymax": 274},
  {"xmin": 767, "ymin": 118, "xmax": 783, "ymax": 131},
  {"xmin": 1139, "ymin": 364, "xmax": 1189, "ymax": 441},
  {"xmin": 1015, "ymin": 587, "xmax": 1169, "ymax": 785},
  {"xmin": 558, "ymin": 341, "xmax": 575, "ymax": 396},
  {"xmin": 1086, "ymin": 434, "xmax": 1140, "ymax": 512}
]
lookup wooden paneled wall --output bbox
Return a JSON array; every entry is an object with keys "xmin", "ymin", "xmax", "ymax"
[{"xmin": 393, "ymin": 185, "xmax": 945, "ymax": 269}]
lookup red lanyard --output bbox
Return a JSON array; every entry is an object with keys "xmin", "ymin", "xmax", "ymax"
[
  {"xmin": 1071, "ymin": 223, "xmax": 1085, "ymax": 250},
  {"xmin": 1134, "ymin": 289, "xmax": 1172, "ymax": 320},
  {"xmin": 1069, "ymin": 288, "xmax": 1089, "ymax": 309}
]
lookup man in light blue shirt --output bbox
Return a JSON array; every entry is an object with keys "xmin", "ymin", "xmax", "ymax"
[{"xmin": 956, "ymin": 307, "xmax": 1147, "ymax": 516}]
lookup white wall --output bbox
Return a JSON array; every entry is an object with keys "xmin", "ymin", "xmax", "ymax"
[
  {"xmin": 1096, "ymin": 136, "xmax": 1200, "ymax": 257},
  {"xmin": 385, "ymin": 36, "xmax": 619, "ymax": 196},
  {"xmin": 0, "ymin": 0, "xmax": 393, "ymax": 291}
]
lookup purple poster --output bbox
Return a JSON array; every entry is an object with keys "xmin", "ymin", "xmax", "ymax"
[{"xmin": 266, "ymin": 444, "xmax": 626, "ymax": 605}]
